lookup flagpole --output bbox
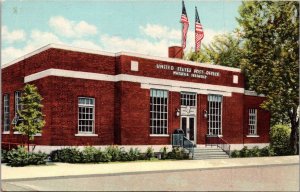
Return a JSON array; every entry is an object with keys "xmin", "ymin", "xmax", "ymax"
[{"xmin": 195, "ymin": 6, "xmax": 197, "ymax": 53}]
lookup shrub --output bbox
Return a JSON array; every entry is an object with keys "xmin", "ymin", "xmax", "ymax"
[
  {"xmin": 144, "ymin": 147, "xmax": 154, "ymax": 160},
  {"xmin": 28, "ymin": 152, "xmax": 48, "ymax": 165},
  {"xmin": 230, "ymin": 150, "xmax": 240, "ymax": 158},
  {"xmin": 127, "ymin": 148, "xmax": 140, "ymax": 161},
  {"xmin": 105, "ymin": 145, "xmax": 122, "ymax": 161},
  {"xmin": 249, "ymin": 146, "xmax": 260, "ymax": 157},
  {"xmin": 167, "ymin": 147, "xmax": 189, "ymax": 160},
  {"xmin": 1, "ymin": 150, "xmax": 8, "ymax": 163},
  {"xmin": 160, "ymin": 146, "xmax": 168, "ymax": 160},
  {"xmin": 82, "ymin": 146, "xmax": 98, "ymax": 163},
  {"xmin": 239, "ymin": 146, "xmax": 250, "ymax": 157},
  {"xmin": 270, "ymin": 124, "xmax": 292, "ymax": 156},
  {"xmin": 6, "ymin": 146, "xmax": 47, "ymax": 167},
  {"xmin": 260, "ymin": 146, "xmax": 275, "ymax": 157},
  {"xmin": 49, "ymin": 147, "xmax": 82, "ymax": 163},
  {"xmin": 94, "ymin": 150, "xmax": 112, "ymax": 162}
]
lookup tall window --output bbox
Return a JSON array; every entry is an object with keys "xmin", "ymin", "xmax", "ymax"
[
  {"xmin": 208, "ymin": 95, "xmax": 222, "ymax": 135},
  {"xmin": 78, "ymin": 97, "xmax": 95, "ymax": 134},
  {"xmin": 248, "ymin": 109, "xmax": 257, "ymax": 135},
  {"xmin": 181, "ymin": 92, "xmax": 196, "ymax": 106},
  {"xmin": 3, "ymin": 94, "xmax": 10, "ymax": 132},
  {"xmin": 13, "ymin": 91, "xmax": 22, "ymax": 126},
  {"xmin": 150, "ymin": 89, "xmax": 168, "ymax": 135}
]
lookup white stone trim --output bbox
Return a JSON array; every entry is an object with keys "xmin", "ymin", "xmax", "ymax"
[
  {"xmin": 115, "ymin": 51, "xmax": 241, "ymax": 72},
  {"xmin": 24, "ymin": 69, "xmax": 245, "ymax": 95},
  {"xmin": 244, "ymin": 90, "xmax": 265, "ymax": 97},
  {"xmin": 149, "ymin": 134, "xmax": 170, "ymax": 137},
  {"xmin": 246, "ymin": 135, "xmax": 260, "ymax": 138},
  {"xmin": 13, "ymin": 131, "xmax": 22, "ymax": 134},
  {"xmin": 24, "ymin": 68, "xmax": 115, "ymax": 83},
  {"xmin": 131, "ymin": 61, "xmax": 139, "ymax": 71},
  {"xmin": 2, "ymin": 131, "xmax": 10, "ymax": 134},
  {"xmin": 118, "ymin": 74, "xmax": 244, "ymax": 94},
  {"xmin": 233, "ymin": 75, "xmax": 238, "ymax": 84},
  {"xmin": 230, "ymin": 143, "xmax": 269, "ymax": 151},
  {"xmin": 75, "ymin": 133, "xmax": 98, "ymax": 137},
  {"xmin": 141, "ymin": 83, "xmax": 232, "ymax": 96},
  {"xmin": 2, "ymin": 43, "xmax": 241, "ymax": 72}
]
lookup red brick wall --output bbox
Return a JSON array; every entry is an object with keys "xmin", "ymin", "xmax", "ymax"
[
  {"xmin": 243, "ymin": 95, "xmax": 270, "ymax": 143},
  {"xmin": 118, "ymin": 55, "xmax": 244, "ymax": 88},
  {"xmin": 2, "ymin": 47, "xmax": 270, "ymax": 147},
  {"xmin": 24, "ymin": 48, "xmax": 116, "ymax": 76}
]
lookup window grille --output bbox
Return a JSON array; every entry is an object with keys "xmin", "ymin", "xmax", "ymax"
[
  {"xmin": 248, "ymin": 109, "xmax": 257, "ymax": 135},
  {"xmin": 150, "ymin": 89, "xmax": 168, "ymax": 135},
  {"xmin": 3, "ymin": 94, "xmax": 10, "ymax": 132},
  {"xmin": 208, "ymin": 95, "xmax": 222, "ymax": 135},
  {"xmin": 78, "ymin": 97, "xmax": 95, "ymax": 134},
  {"xmin": 180, "ymin": 92, "xmax": 196, "ymax": 106}
]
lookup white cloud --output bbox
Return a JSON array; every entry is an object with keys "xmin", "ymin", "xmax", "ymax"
[
  {"xmin": 1, "ymin": 22, "xmax": 224, "ymax": 65},
  {"xmin": 70, "ymin": 40, "xmax": 102, "ymax": 50},
  {"xmin": 49, "ymin": 16, "xmax": 97, "ymax": 38},
  {"xmin": 100, "ymin": 34, "xmax": 172, "ymax": 57},
  {"xmin": 2, "ymin": 26, "xmax": 26, "ymax": 43},
  {"xmin": 140, "ymin": 24, "xmax": 181, "ymax": 41}
]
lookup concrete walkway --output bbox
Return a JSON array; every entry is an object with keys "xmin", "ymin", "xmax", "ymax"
[{"xmin": 2, "ymin": 156, "xmax": 299, "ymax": 181}]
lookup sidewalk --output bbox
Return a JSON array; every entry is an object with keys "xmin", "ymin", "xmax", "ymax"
[{"xmin": 2, "ymin": 156, "xmax": 299, "ymax": 181}]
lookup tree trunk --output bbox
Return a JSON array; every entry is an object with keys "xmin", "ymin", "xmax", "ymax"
[
  {"xmin": 27, "ymin": 135, "xmax": 30, "ymax": 152},
  {"xmin": 289, "ymin": 107, "xmax": 299, "ymax": 155}
]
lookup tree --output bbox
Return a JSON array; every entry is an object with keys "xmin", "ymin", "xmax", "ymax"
[
  {"xmin": 15, "ymin": 84, "xmax": 46, "ymax": 151},
  {"xmin": 237, "ymin": 1, "xmax": 299, "ymax": 154},
  {"xmin": 185, "ymin": 32, "xmax": 244, "ymax": 68}
]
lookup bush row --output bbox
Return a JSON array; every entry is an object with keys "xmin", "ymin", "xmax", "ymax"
[
  {"xmin": 50, "ymin": 146, "xmax": 189, "ymax": 163},
  {"xmin": 230, "ymin": 146, "xmax": 274, "ymax": 158},
  {"xmin": 50, "ymin": 146, "xmax": 147, "ymax": 163},
  {"xmin": 3, "ymin": 147, "xmax": 48, "ymax": 167}
]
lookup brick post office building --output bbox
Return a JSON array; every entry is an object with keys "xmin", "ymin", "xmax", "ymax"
[{"xmin": 2, "ymin": 44, "xmax": 270, "ymax": 152}]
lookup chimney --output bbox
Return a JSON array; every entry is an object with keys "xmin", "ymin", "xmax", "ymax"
[{"xmin": 168, "ymin": 46, "xmax": 183, "ymax": 59}]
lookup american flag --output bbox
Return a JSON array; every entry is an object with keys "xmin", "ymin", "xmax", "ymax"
[
  {"xmin": 180, "ymin": 1, "xmax": 189, "ymax": 49},
  {"xmin": 195, "ymin": 7, "xmax": 204, "ymax": 52}
]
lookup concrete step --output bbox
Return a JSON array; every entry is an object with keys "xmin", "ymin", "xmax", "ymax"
[{"xmin": 192, "ymin": 147, "xmax": 229, "ymax": 160}]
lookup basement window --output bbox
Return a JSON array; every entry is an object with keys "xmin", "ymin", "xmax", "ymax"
[{"xmin": 78, "ymin": 97, "xmax": 95, "ymax": 134}]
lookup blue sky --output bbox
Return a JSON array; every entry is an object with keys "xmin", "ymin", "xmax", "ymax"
[{"xmin": 1, "ymin": 0, "xmax": 242, "ymax": 64}]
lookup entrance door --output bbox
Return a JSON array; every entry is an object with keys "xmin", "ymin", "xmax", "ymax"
[{"xmin": 181, "ymin": 116, "xmax": 196, "ymax": 142}]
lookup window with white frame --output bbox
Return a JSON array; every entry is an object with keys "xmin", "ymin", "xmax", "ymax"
[
  {"xmin": 150, "ymin": 89, "xmax": 168, "ymax": 135},
  {"xmin": 13, "ymin": 91, "xmax": 22, "ymax": 126},
  {"xmin": 248, "ymin": 109, "xmax": 257, "ymax": 135},
  {"xmin": 208, "ymin": 95, "xmax": 222, "ymax": 135},
  {"xmin": 181, "ymin": 92, "xmax": 196, "ymax": 106},
  {"xmin": 78, "ymin": 97, "xmax": 95, "ymax": 134},
  {"xmin": 3, "ymin": 94, "xmax": 10, "ymax": 132}
]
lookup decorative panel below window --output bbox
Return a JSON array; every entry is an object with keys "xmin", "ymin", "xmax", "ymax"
[{"xmin": 150, "ymin": 89, "xmax": 168, "ymax": 135}]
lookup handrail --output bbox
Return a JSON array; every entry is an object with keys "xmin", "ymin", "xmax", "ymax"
[
  {"xmin": 205, "ymin": 135, "xmax": 231, "ymax": 156},
  {"xmin": 183, "ymin": 136, "xmax": 194, "ymax": 159},
  {"xmin": 217, "ymin": 136, "xmax": 231, "ymax": 156},
  {"xmin": 171, "ymin": 133, "xmax": 195, "ymax": 159}
]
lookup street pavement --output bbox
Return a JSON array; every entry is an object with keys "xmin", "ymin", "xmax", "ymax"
[{"xmin": 1, "ymin": 156, "xmax": 299, "ymax": 191}]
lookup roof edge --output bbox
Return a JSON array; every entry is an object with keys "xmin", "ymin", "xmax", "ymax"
[{"xmin": 1, "ymin": 43, "xmax": 241, "ymax": 72}]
